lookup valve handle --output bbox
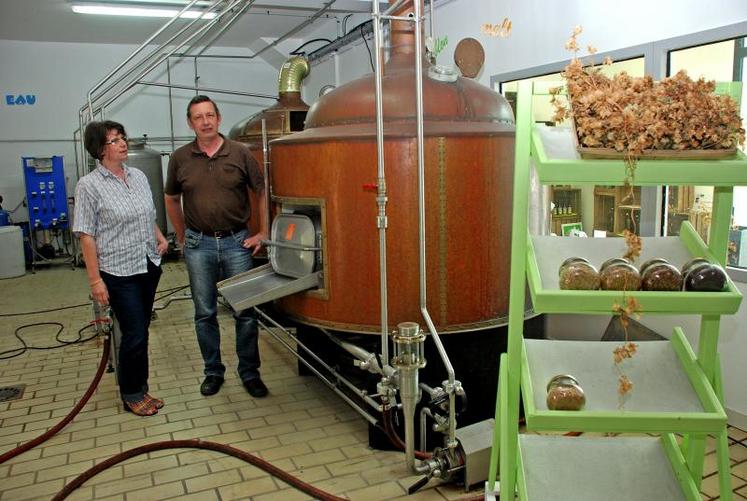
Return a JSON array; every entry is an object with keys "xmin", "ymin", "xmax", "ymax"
[{"xmin": 407, "ymin": 475, "xmax": 430, "ymax": 495}]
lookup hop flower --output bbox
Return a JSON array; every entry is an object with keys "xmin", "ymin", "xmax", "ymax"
[
  {"xmin": 623, "ymin": 229, "xmax": 642, "ymax": 262},
  {"xmin": 618, "ymin": 375, "xmax": 634, "ymax": 395},
  {"xmin": 613, "ymin": 342, "xmax": 639, "ymax": 364}
]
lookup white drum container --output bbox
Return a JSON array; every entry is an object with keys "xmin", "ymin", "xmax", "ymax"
[{"xmin": 0, "ymin": 226, "xmax": 25, "ymax": 279}]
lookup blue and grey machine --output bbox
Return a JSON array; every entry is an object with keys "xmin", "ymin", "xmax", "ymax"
[{"xmin": 22, "ymin": 156, "xmax": 73, "ymax": 271}]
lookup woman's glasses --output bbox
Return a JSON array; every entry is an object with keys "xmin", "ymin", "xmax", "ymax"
[{"xmin": 104, "ymin": 136, "xmax": 128, "ymax": 146}]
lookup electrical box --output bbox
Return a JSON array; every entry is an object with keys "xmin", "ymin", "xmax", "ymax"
[{"xmin": 22, "ymin": 156, "xmax": 69, "ymax": 230}]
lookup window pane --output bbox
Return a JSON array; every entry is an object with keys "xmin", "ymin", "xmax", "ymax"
[
  {"xmin": 665, "ymin": 38, "xmax": 747, "ymax": 270},
  {"xmin": 500, "ymin": 57, "xmax": 645, "ymax": 237}
]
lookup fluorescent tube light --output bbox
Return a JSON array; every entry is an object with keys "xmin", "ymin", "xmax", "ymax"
[{"xmin": 72, "ymin": 5, "xmax": 217, "ymax": 19}]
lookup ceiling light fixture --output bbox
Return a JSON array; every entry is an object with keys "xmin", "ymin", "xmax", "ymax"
[{"xmin": 72, "ymin": 4, "xmax": 217, "ymax": 19}]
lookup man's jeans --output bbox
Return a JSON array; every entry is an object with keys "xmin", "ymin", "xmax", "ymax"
[
  {"xmin": 101, "ymin": 258, "xmax": 162, "ymax": 403},
  {"xmin": 184, "ymin": 228, "xmax": 260, "ymax": 382}
]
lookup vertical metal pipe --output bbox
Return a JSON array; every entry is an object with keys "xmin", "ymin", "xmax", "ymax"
[
  {"xmin": 401, "ymin": 366, "xmax": 419, "ymax": 471},
  {"xmin": 393, "ymin": 321, "xmax": 426, "ymax": 472},
  {"xmin": 167, "ymin": 58, "xmax": 176, "ymax": 153},
  {"xmin": 420, "ymin": 406, "xmax": 432, "ymax": 453},
  {"xmin": 428, "ymin": 0, "xmax": 434, "ymax": 41},
  {"xmin": 261, "ymin": 119, "xmax": 271, "ymax": 235},
  {"xmin": 372, "ymin": 0, "xmax": 390, "ymax": 368},
  {"xmin": 334, "ymin": 52, "xmax": 341, "ymax": 87},
  {"xmin": 413, "ymin": 0, "xmax": 457, "ymax": 449},
  {"xmin": 194, "ymin": 56, "xmax": 199, "ymax": 93},
  {"xmin": 78, "ymin": 112, "xmax": 86, "ymax": 177}
]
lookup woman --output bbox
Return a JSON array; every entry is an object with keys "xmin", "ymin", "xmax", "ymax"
[{"xmin": 74, "ymin": 120, "xmax": 168, "ymax": 416}]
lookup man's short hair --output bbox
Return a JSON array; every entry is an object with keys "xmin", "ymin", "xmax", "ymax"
[{"xmin": 187, "ymin": 95, "xmax": 221, "ymax": 119}]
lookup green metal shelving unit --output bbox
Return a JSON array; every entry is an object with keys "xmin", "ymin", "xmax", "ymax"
[{"xmin": 487, "ymin": 80, "xmax": 747, "ymax": 500}]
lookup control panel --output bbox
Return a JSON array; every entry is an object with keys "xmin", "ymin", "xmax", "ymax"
[{"xmin": 22, "ymin": 156, "xmax": 69, "ymax": 230}]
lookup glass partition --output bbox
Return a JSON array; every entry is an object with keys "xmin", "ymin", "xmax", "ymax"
[
  {"xmin": 666, "ymin": 38, "xmax": 747, "ymax": 269},
  {"xmin": 500, "ymin": 58, "xmax": 646, "ymax": 236}
]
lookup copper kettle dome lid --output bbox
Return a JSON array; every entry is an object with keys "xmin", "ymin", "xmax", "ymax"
[
  {"xmin": 303, "ymin": 1, "xmax": 513, "ymax": 130},
  {"xmin": 230, "ymin": 57, "xmax": 311, "ymax": 142}
]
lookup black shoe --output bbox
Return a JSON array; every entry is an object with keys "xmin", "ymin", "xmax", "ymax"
[
  {"xmin": 200, "ymin": 375, "xmax": 224, "ymax": 396},
  {"xmin": 243, "ymin": 377, "xmax": 268, "ymax": 398}
]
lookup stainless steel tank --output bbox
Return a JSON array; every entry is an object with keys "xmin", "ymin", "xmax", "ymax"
[
  {"xmin": 85, "ymin": 137, "xmax": 166, "ymax": 235},
  {"xmin": 125, "ymin": 138, "xmax": 167, "ymax": 234}
]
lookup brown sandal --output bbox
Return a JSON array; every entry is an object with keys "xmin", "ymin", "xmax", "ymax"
[
  {"xmin": 123, "ymin": 398, "xmax": 158, "ymax": 416},
  {"xmin": 145, "ymin": 393, "xmax": 164, "ymax": 409}
]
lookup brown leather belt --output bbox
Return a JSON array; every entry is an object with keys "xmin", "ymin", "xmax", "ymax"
[{"xmin": 204, "ymin": 228, "xmax": 245, "ymax": 238}]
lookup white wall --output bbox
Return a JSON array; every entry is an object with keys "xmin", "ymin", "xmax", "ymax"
[
  {"xmin": 0, "ymin": 39, "xmax": 280, "ymax": 221},
  {"xmin": 301, "ymin": 0, "xmax": 747, "ymax": 95}
]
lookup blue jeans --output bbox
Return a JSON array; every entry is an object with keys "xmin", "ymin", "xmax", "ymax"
[
  {"xmin": 183, "ymin": 228, "xmax": 260, "ymax": 382},
  {"xmin": 101, "ymin": 259, "xmax": 162, "ymax": 403}
]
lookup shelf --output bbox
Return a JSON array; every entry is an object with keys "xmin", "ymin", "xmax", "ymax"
[
  {"xmin": 489, "ymin": 80, "xmax": 739, "ymax": 501},
  {"xmin": 531, "ymin": 125, "xmax": 747, "ymax": 187},
  {"xmin": 518, "ymin": 434, "xmax": 697, "ymax": 501},
  {"xmin": 526, "ymin": 222, "xmax": 742, "ymax": 314},
  {"xmin": 521, "ymin": 330, "xmax": 726, "ymax": 434}
]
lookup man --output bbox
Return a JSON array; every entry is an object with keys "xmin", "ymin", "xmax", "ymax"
[{"xmin": 165, "ymin": 95, "xmax": 269, "ymax": 398}]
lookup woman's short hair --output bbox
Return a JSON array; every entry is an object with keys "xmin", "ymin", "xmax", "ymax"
[{"xmin": 84, "ymin": 120, "xmax": 127, "ymax": 161}]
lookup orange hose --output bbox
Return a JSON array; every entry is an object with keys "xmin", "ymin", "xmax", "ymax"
[
  {"xmin": 52, "ymin": 439, "xmax": 347, "ymax": 501},
  {"xmin": 0, "ymin": 335, "xmax": 110, "ymax": 464},
  {"xmin": 382, "ymin": 407, "xmax": 433, "ymax": 460}
]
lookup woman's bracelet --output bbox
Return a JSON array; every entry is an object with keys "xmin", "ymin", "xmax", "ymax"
[{"xmin": 90, "ymin": 278, "xmax": 103, "ymax": 288}]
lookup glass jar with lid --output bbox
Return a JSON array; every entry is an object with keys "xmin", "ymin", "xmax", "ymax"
[
  {"xmin": 558, "ymin": 258, "xmax": 600, "ymax": 290},
  {"xmin": 641, "ymin": 261, "xmax": 683, "ymax": 291},
  {"xmin": 684, "ymin": 263, "xmax": 727, "ymax": 292},
  {"xmin": 600, "ymin": 262, "xmax": 641, "ymax": 291},
  {"xmin": 546, "ymin": 374, "xmax": 586, "ymax": 411}
]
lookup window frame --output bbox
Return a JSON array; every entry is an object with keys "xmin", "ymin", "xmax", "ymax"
[{"xmin": 490, "ymin": 21, "xmax": 747, "ymax": 281}]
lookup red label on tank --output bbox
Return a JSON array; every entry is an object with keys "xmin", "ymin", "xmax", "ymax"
[{"xmin": 285, "ymin": 223, "xmax": 296, "ymax": 241}]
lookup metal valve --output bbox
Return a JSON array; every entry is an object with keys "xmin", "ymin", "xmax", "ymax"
[{"xmin": 391, "ymin": 321, "xmax": 426, "ymax": 369}]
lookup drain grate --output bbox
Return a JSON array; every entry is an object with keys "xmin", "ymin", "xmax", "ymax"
[{"xmin": 0, "ymin": 384, "xmax": 26, "ymax": 403}]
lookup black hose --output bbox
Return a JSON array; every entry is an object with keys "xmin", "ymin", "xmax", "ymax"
[
  {"xmin": 290, "ymin": 37, "xmax": 333, "ymax": 54},
  {"xmin": 52, "ymin": 439, "xmax": 348, "ymax": 501},
  {"xmin": 0, "ymin": 334, "xmax": 110, "ymax": 464}
]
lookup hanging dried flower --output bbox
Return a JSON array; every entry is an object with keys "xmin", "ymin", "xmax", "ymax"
[
  {"xmin": 612, "ymin": 297, "xmax": 641, "ymax": 403},
  {"xmin": 612, "ymin": 297, "xmax": 641, "ymax": 326},
  {"xmin": 622, "ymin": 229, "xmax": 642, "ymax": 262},
  {"xmin": 618, "ymin": 375, "xmax": 633, "ymax": 396},
  {"xmin": 613, "ymin": 341, "xmax": 639, "ymax": 363}
]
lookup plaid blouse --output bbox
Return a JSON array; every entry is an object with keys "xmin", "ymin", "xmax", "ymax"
[{"xmin": 73, "ymin": 162, "xmax": 161, "ymax": 276}]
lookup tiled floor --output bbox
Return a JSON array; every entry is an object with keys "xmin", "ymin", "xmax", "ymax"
[{"xmin": 0, "ymin": 261, "xmax": 746, "ymax": 500}]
